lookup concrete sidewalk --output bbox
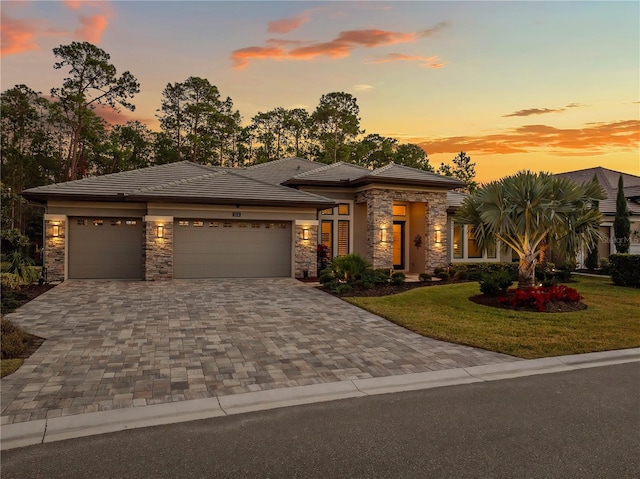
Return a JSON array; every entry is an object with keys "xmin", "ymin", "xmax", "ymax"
[{"xmin": 2, "ymin": 348, "xmax": 638, "ymax": 451}]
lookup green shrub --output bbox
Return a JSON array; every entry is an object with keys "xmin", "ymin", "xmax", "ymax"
[
  {"xmin": 319, "ymin": 271, "xmax": 335, "ymax": 285},
  {"xmin": 330, "ymin": 254, "xmax": 371, "ymax": 282},
  {"xmin": 450, "ymin": 262, "xmax": 518, "ymax": 281},
  {"xmin": 600, "ymin": 257, "xmax": 611, "ymax": 274},
  {"xmin": 436, "ymin": 271, "xmax": 450, "ymax": 281},
  {"xmin": 479, "ymin": 270, "xmax": 513, "ymax": 296},
  {"xmin": 454, "ymin": 269, "xmax": 469, "ymax": 280},
  {"xmin": 360, "ymin": 269, "xmax": 389, "ymax": 286},
  {"xmin": 433, "ymin": 267, "xmax": 446, "ymax": 276},
  {"xmin": 419, "ymin": 273, "xmax": 432, "ymax": 282},
  {"xmin": 333, "ymin": 283, "xmax": 353, "ymax": 295},
  {"xmin": 391, "ymin": 271, "xmax": 406, "ymax": 285},
  {"xmin": 1, "ymin": 319, "xmax": 28, "ymax": 359},
  {"xmin": 609, "ymin": 254, "xmax": 640, "ymax": 287}
]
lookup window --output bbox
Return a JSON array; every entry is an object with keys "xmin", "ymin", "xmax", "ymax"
[
  {"xmin": 93, "ymin": 219, "xmax": 103, "ymax": 226},
  {"xmin": 337, "ymin": 221, "xmax": 349, "ymax": 256},
  {"xmin": 209, "ymin": 221, "xmax": 219, "ymax": 227},
  {"xmin": 251, "ymin": 223, "xmax": 260, "ymax": 228},
  {"xmin": 321, "ymin": 220, "xmax": 333, "ymax": 254},
  {"xmin": 393, "ymin": 205, "xmax": 407, "ymax": 216},
  {"xmin": 111, "ymin": 220, "xmax": 122, "ymax": 226},
  {"xmin": 338, "ymin": 203, "xmax": 350, "ymax": 215},
  {"xmin": 278, "ymin": 223, "xmax": 287, "ymax": 229},
  {"xmin": 453, "ymin": 224, "xmax": 463, "ymax": 259},
  {"xmin": 77, "ymin": 219, "xmax": 87, "ymax": 226},
  {"xmin": 178, "ymin": 221, "xmax": 189, "ymax": 226},
  {"xmin": 486, "ymin": 240, "xmax": 497, "ymax": 259},
  {"xmin": 125, "ymin": 220, "xmax": 137, "ymax": 226},
  {"xmin": 238, "ymin": 223, "xmax": 248, "ymax": 228},
  {"xmin": 193, "ymin": 221, "xmax": 204, "ymax": 227},
  {"xmin": 223, "ymin": 222, "xmax": 233, "ymax": 228},
  {"xmin": 321, "ymin": 208, "xmax": 334, "ymax": 215},
  {"xmin": 467, "ymin": 227, "xmax": 482, "ymax": 258}
]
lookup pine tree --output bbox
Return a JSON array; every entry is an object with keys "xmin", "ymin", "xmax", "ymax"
[{"xmin": 613, "ymin": 175, "xmax": 630, "ymax": 253}]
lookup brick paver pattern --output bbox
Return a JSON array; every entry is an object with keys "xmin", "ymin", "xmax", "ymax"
[{"xmin": 1, "ymin": 279, "xmax": 519, "ymax": 424}]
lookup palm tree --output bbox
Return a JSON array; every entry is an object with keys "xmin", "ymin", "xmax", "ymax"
[{"xmin": 455, "ymin": 171, "xmax": 605, "ymax": 289}]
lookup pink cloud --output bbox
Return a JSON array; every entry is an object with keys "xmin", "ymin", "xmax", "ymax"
[
  {"xmin": 0, "ymin": 15, "xmax": 42, "ymax": 56},
  {"xmin": 75, "ymin": 14, "xmax": 109, "ymax": 43},
  {"xmin": 232, "ymin": 27, "xmax": 424, "ymax": 69},
  {"xmin": 370, "ymin": 53, "xmax": 446, "ymax": 68},
  {"xmin": 268, "ymin": 12, "xmax": 311, "ymax": 34}
]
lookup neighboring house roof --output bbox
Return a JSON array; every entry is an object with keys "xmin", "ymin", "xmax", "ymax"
[
  {"xmin": 283, "ymin": 162, "xmax": 370, "ymax": 186},
  {"xmin": 556, "ymin": 167, "xmax": 640, "ymax": 216},
  {"xmin": 446, "ymin": 191, "xmax": 467, "ymax": 212},
  {"xmin": 21, "ymin": 161, "xmax": 336, "ymax": 208}
]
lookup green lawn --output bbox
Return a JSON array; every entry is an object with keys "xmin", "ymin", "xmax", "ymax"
[{"xmin": 345, "ymin": 276, "xmax": 640, "ymax": 359}]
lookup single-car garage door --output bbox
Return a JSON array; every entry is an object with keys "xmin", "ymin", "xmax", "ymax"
[
  {"xmin": 68, "ymin": 217, "xmax": 143, "ymax": 279},
  {"xmin": 173, "ymin": 219, "xmax": 291, "ymax": 278}
]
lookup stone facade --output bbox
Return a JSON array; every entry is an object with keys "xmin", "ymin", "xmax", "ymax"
[
  {"xmin": 144, "ymin": 220, "xmax": 173, "ymax": 280},
  {"xmin": 356, "ymin": 188, "xmax": 448, "ymax": 273},
  {"xmin": 44, "ymin": 218, "xmax": 66, "ymax": 282},
  {"xmin": 294, "ymin": 223, "xmax": 318, "ymax": 278}
]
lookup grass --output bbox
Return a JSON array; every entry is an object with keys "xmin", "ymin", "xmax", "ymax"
[
  {"xmin": 345, "ymin": 275, "xmax": 640, "ymax": 359},
  {"xmin": 1, "ymin": 359, "xmax": 24, "ymax": 378}
]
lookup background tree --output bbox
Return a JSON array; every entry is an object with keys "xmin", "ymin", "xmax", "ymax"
[
  {"xmin": 613, "ymin": 175, "xmax": 631, "ymax": 253},
  {"xmin": 393, "ymin": 143, "xmax": 434, "ymax": 171},
  {"xmin": 455, "ymin": 171, "xmax": 605, "ymax": 288},
  {"xmin": 311, "ymin": 92, "xmax": 362, "ymax": 163},
  {"xmin": 438, "ymin": 151, "xmax": 477, "ymax": 193},
  {"xmin": 51, "ymin": 41, "xmax": 140, "ymax": 180},
  {"xmin": 103, "ymin": 121, "xmax": 154, "ymax": 174},
  {"xmin": 352, "ymin": 134, "xmax": 397, "ymax": 169}
]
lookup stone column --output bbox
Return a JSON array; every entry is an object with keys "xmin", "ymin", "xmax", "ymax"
[
  {"xmin": 44, "ymin": 215, "xmax": 66, "ymax": 282},
  {"xmin": 294, "ymin": 220, "xmax": 318, "ymax": 278},
  {"xmin": 144, "ymin": 216, "xmax": 173, "ymax": 280},
  {"xmin": 425, "ymin": 192, "xmax": 448, "ymax": 272},
  {"xmin": 356, "ymin": 189, "xmax": 393, "ymax": 270}
]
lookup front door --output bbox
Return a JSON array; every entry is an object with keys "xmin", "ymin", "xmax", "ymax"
[{"xmin": 393, "ymin": 221, "xmax": 405, "ymax": 270}]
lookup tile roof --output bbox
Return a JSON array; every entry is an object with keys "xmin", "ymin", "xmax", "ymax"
[
  {"xmin": 284, "ymin": 162, "xmax": 370, "ymax": 185},
  {"xmin": 350, "ymin": 163, "xmax": 466, "ymax": 189},
  {"xmin": 22, "ymin": 161, "xmax": 335, "ymax": 208},
  {"xmin": 239, "ymin": 157, "xmax": 321, "ymax": 185},
  {"xmin": 446, "ymin": 191, "xmax": 468, "ymax": 210},
  {"xmin": 555, "ymin": 167, "xmax": 640, "ymax": 216}
]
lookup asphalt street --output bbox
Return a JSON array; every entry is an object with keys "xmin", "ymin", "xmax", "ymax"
[{"xmin": 2, "ymin": 362, "xmax": 639, "ymax": 478}]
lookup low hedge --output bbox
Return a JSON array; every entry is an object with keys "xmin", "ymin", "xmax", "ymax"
[
  {"xmin": 609, "ymin": 254, "xmax": 640, "ymax": 288},
  {"xmin": 449, "ymin": 262, "xmax": 518, "ymax": 281}
]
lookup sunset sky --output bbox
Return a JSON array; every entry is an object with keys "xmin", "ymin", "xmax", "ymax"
[{"xmin": 2, "ymin": 0, "xmax": 639, "ymax": 182}]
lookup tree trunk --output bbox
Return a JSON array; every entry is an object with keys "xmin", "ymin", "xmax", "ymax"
[{"xmin": 518, "ymin": 253, "xmax": 536, "ymax": 289}]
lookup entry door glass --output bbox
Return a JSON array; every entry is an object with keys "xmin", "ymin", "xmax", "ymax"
[{"xmin": 393, "ymin": 222, "xmax": 405, "ymax": 270}]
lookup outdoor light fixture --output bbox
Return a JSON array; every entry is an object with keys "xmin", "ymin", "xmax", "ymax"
[
  {"xmin": 380, "ymin": 227, "xmax": 388, "ymax": 243},
  {"xmin": 435, "ymin": 228, "xmax": 442, "ymax": 244},
  {"xmin": 157, "ymin": 224, "xmax": 164, "ymax": 239},
  {"xmin": 302, "ymin": 227, "xmax": 310, "ymax": 240},
  {"xmin": 52, "ymin": 224, "xmax": 60, "ymax": 237}
]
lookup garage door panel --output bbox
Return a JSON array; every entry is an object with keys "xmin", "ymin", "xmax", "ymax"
[
  {"xmin": 69, "ymin": 218, "xmax": 143, "ymax": 279},
  {"xmin": 173, "ymin": 220, "xmax": 291, "ymax": 278}
]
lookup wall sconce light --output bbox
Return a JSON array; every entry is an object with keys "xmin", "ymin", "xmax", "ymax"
[
  {"xmin": 435, "ymin": 228, "xmax": 442, "ymax": 244},
  {"xmin": 52, "ymin": 224, "xmax": 60, "ymax": 237},
  {"xmin": 380, "ymin": 227, "xmax": 388, "ymax": 243},
  {"xmin": 157, "ymin": 224, "xmax": 164, "ymax": 239},
  {"xmin": 302, "ymin": 227, "xmax": 310, "ymax": 241}
]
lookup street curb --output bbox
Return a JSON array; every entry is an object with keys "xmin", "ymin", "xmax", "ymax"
[{"xmin": 2, "ymin": 348, "xmax": 638, "ymax": 450}]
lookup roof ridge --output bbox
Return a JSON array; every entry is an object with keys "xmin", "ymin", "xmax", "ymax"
[
  {"xmin": 292, "ymin": 161, "xmax": 365, "ymax": 178},
  {"xmin": 134, "ymin": 170, "xmax": 228, "ymax": 193},
  {"xmin": 247, "ymin": 157, "xmax": 316, "ymax": 171},
  {"xmin": 370, "ymin": 162, "xmax": 397, "ymax": 175},
  {"xmin": 225, "ymin": 169, "xmax": 336, "ymax": 201}
]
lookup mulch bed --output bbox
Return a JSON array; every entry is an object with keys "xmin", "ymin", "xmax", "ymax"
[
  {"xmin": 469, "ymin": 293, "xmax": 587, "ymax": 313},
  {"xmin": 314, "ymin": 280, "xmax": 457, "ymax": 297}
]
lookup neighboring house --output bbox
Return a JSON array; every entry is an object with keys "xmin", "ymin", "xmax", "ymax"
[
  {"xmin": 555, "ymin": 167, "xmax": 640, "ymax": 265},
  {"xmin": 22, "ymin": 158, "xmax": 480, "ymax": 281}
]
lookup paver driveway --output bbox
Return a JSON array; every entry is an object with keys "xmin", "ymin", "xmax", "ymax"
[{"xmin": 1, "ymin": 279, "xmax": 518, "ymax": 425}]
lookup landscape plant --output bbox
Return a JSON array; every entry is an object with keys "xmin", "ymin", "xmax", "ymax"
[
  {"xmin": 455, "ymin": 171, "xmax": 605, "ymax": 288},
  {"xmin": 613, "ymin": 175, "xmax": 631, "ymax": 253}
]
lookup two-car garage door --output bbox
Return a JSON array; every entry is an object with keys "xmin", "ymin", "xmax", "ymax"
[
  {"xmin": 67, "ymin": 217, "xmax": 292, "ymax": 279},
  {"xmin": 173, "ymin": 219, "xmax": 291, "ymax": 278}
]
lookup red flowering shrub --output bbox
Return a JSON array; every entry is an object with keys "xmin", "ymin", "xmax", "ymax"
[{"xmin": 499, "ymin": 285, "xmax": 583, "ymax": 312}]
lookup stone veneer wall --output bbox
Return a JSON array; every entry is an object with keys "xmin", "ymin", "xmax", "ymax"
[
  {"xmin": 44, "ymin": 218, "xmax": 66, "ymax": 282},
  {"xmin": 294, "ymin": 224, "xmax": 318, "ymax": 278},
  {"xmin": 144, "ymin": 221, "xmax": 173, "ymax": 280},
  {"xmin": 355, "ymin": 189, "xmax": 448, "ymax": 273}
]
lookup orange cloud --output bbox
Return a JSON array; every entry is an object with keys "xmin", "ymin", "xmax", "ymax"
[
  {"xmin": 75, "ymin": 14, "xmax": 109, "ymax": 43},
  {"xmin": 268, "ymin": 12, "xmax": 310, "ymax": 34},
  {"xmin": 232, "ymin": 27, "xmax": 424, "ymax": 69},
  {"xmin": 370, "ymin": 53, "xmax": 446, "ymax": 68},
  {"xmin": 0, "ymin": 15, "xmax": 42, "ymax": 56},
  {"xmin": 409, "ymin": 120, "xmax": 640, "ymax": 156},
  {"xmin": 231, "ymin": 46, "xmax": 286, "ymax": 70}
]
